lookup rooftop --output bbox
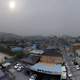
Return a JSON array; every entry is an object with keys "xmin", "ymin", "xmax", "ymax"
[
  {"xmin": 72, "ymin": 43, "xmax": 80, "ymax": 46},
  {"xmin": 30, "ymin": 62, "xmax": 62, "ymax": 75},
  {"xmin": 43, "ymin": 52, "xmax": 62, "ymax": 57},
  {"xmin": 30, "ymin": 50, "xmax": 44, "ymax": 54},
  {"xmin": 43, "ymin": 48, "xmax": 62, "ymax": 57},
  {"xmin": 21, "ymin": 54, "xmax": 40, "ymax": 65}
]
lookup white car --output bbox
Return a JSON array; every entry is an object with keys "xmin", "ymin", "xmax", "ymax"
[
  {"xmin": 68, "ymin": 72, "xmax": 72, "ymax": 77},
  {"xmin": 14, "ymin": 65, "xmax": 18, "ymax": 69},
  {"xmin": 14, "ymin": 64, "xmax": 20, "ymax": 69},
  {"xmin": 29, "ymin": 75, "xmax": 37, "ymax": 80},
  {"xmin": 76, "ymin": 65, "xmax": 80, "ymax": 70},
  {"xmin": 2, "ymin": 62, "xmax": 11, "ymax": 67},
  {"xmin": 16, "ymin": 67, "xmax": 22, "ymax": 71},
  {"xmin": 14, "ymin": 63, "xmax": 21, "ymax": 69}
]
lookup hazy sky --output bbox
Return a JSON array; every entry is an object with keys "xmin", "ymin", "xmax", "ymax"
[{"xmin": 0, "ymin": 0, "xmax": 80, "ymax": 36}]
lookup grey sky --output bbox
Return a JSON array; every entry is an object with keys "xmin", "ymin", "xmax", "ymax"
[{"xmin": 0, "ymin": 0, "xmax": 80, "ymax": 36}]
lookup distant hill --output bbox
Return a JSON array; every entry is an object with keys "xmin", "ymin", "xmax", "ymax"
[{"xmin": 0, "ymin": 32, "xmax": 22, "ymax": 40}]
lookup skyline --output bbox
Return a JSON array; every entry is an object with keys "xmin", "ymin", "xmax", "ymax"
[{"xmin": 0, "ymin": 0, "xmax": 80, "ymax": 36}]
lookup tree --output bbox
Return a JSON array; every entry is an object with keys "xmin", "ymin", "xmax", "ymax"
[{"xmin": 13, "ymin": 52, "xmax": 26, "ymax": 59}]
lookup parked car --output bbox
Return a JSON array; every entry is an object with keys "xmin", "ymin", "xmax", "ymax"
[
  {"xmin": 14, "ymin": 63, "xmax": 21, "ymax": 69},
  {"xmin": 68, "ymin": 72, "xmax": 72, "ymax": 78},
  {"xmin": 29, "ymin": 74, "xmax": 37, "ymax": 80},
  {"xmin": 14, "ymin": 63, "xmax": 24, "ymax": 72},
  {"xmin": 17, "ymin": 66, "xmax": 24, "ymax": 72},
  {"xmin": 2, "ymin": 62, "xmax": 11, "ymax": 67},
  {"xmin": 16, "ymin": 67, "xmax": 22, "ymax": 72},
  {"xmin": 76, "ymin": 65, "xmax": 80, "ymax": 70}
]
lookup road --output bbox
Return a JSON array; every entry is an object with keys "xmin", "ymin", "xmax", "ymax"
[
  {"xmin": 4, "ymin": 65, "xmax": 29, "ymax": 80},
  {"xmin": 63, "ymin": 50, "xmax": 80, "ymax": 80},
  {"xmin": 15, "ymin": 71, "xmax": 29, "ymax": 80}
]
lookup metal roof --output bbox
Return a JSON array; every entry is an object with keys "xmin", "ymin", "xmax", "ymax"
[
  {"xmin": 21, "ymin": 55, "xmax": 40, "ymax": 65},
  {"xmin": 30, "ymin": 50, "xmax": 44, "ymax": 54},
  {"xmin": 11, "ymin": 47, "xmax": 23, "ymax": 52},
  {"xmin": 30, "ymin": 63, "xmax": 62, "ymax": 75}
]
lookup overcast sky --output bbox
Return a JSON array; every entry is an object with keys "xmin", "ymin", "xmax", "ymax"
[{"xmin": 0, "ymin": 0, "xmax": 80, "ymax": 36}]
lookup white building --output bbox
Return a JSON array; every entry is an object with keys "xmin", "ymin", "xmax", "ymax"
[
  {"xmin": 30, "ymin": 50, "xmax": 44, "ymax": 55},
  {"xmin": 61, "ymin": 66, "xmax": 67, "ymax": 80},
  {"xmin": 75, "ymin": 49, "xmax": 80, "ymax": 64}
]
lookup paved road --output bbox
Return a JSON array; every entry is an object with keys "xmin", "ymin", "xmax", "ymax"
[
  {"xmin": 15, "ymin": 71, "xmax": 29, "ymax": 80},
  {"xmin": 63, "ymin": 51, "xmax": 80, "ymax": 80}
]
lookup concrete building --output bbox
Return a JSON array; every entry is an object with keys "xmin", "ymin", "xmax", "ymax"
[
  {"xmin": 71, "ymin": 43, "xmax": 80, "ymax": 64},
  {"xmin": 11, "ymin": 47, "xmax": 23, "ymax": 53},
  {"xmin": 40, "ymin": 53, "xmax": 63, "ymax": 64},
  {"xmin": 61, "ymin": 66, "xmax": 67, "ymax": 80},
  {"xmin": 21, "ymin": 54, "xmax": 40, "ymax": 65},
  {"xmin": 64, "ymin": 45, "xmax": 71, "ymax": 52},
  {"xmin": 75, "ymin": 49, "xmax": 80, "ymax": 64},
  {"xmin": 0, "ymin": 52, "xmax": 11, "ymax": 63},
  {"xmin": 30, "ymin": 48, "xmax": 64, "ymax": 79},
  {"xmin": 30, "ymin": 50, "xmax": 44, "ymax": 55},
  {"xmin": 72, "ymin": 43, "xmax": 80, "ymax": 51}
]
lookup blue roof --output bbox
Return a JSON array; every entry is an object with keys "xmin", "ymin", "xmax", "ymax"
[
  {"xmin": 32, "ymin": 44, "xmax": 37, "ymax": 49},
  {"xmin": 11, "ymin": 47, "xmax": 23, "ymax": 52},
  {"xmin": 31, "ymin": 63, "xmax": 62, "ymax": 75}
]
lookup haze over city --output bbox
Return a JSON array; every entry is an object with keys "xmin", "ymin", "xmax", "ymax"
[
  {"xmin": 1, "ymin": 0, "xmax": 80, "ymax": 80},
  {"xmin": 0, "ymin": 0, "xmax": 80, "ymax": 36}
]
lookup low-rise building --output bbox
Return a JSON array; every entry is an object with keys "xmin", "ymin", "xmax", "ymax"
[
  {"xmin": 42, "ymin": 48, "xmax": 63, "ymax": 64},
  {"xmin": 75, "ymin": 49, "xmax": 80, "ymax": 64},
  {"xmin": 11, "ymin": 47, "xmax": 23, "ymax": 53},
  {"xmin": 0, "ymin": 52, "xmax": 11, "ymax": 63},
  {"xmin": 31, "ymin": 63, "xmax": 62, "ymax": 75},
  {"xmin": 21, "ymin": 54, "xmax": 40, "ymax": 65},
  {"xmin": 40, "ymin": 52, "xmax": 63, "ymax": 64},
  {"xmin": 61, "ymin": 66, "xmax": 67, "ymax": 80},
  {"xmin": 23, "ymin": 47, "xmax": 32, "ymax": 53},
  {"xmin": 72, "ymin": 43, "xmax": 80, "ymax": 51},
  {"xmin": 30, "ymin": 48, "xmax": 64, "ymax": 79},
  {"xmin": 71, "ymin": 43, "xmax": 80, "ymax": 64},
  {"xmin": 30, "ymin": 50, "xmax": 44, "ymax": 55}
]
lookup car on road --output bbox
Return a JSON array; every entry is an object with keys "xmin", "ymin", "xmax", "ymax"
[
  {"xmin": 29, "ymin": 74, "xmax": 37, "ymax": 80},
  {"xmin": 16, "ymin": 66, "xmax": 24, "ymax": 72},
  {"xmin": 2, "ymin": 62, "xmax": 11, "ymax": 68},
  {"xmin": 14, "ymin": 63, "xmax": 24, "ymax": 72},
  {"xmin": 14, "ymin": 63, "xmax": 21, "ymax": 69},
  {"xmin": 76, "ymin": 65, "xmax": 80, "ymax": 70},
  {"xmin": 68, "ymin": 72, "xmax": 72, "ymax": 78}
]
